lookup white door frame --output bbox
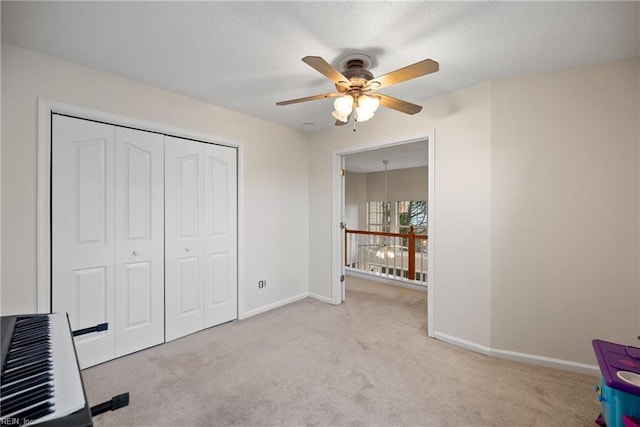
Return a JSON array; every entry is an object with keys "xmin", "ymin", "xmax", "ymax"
[
  {"xmin": 36, "ymin": 98, "xmax": 242, "ymax": 315},
  {"xmin": 331, "ymin": 131, "xmax": 436, "ymax": 337}
]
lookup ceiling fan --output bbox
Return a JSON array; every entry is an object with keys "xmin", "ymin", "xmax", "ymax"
[{"xmin": 276, "ymin": 53, "xmax": 439, "ymax": 127}]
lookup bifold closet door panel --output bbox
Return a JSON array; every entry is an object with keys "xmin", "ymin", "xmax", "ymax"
[
  {"xmin": 165, "ymin": 137, "xmax": 238, "ymax": 341},
  {"xmin": 114, "ymin": 127, "xmax": 165, "ymax": 357},
  {"xmin": 53, "ymin": 115, "xmax": 166, "ymax": 368},
  {"xmin": 202, "ymin": 143, "xmax": 237, "ymax": 327},
  {"xmin": 165, "ymin": 136, "xmax": 205, "ymax": 341},
  {"xmin": 52, "ymin": 115, "xmax": 116, "ymax": 369}
]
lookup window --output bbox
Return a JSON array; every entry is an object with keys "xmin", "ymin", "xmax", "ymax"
[
  {"xmin": 367, "ymin": 201, "xmax": 394, "ymax": 233},
  {"xmin": 398, "ymin": 200, "xmax": 427, "ymax": 234},
  {"xmin": 397, "ymin": 200, "xmax": 427, "ymax": 252}
]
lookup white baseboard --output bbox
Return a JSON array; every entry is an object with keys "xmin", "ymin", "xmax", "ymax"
[
  {"xmin": 308, "ymin": 292, "xmax": 332, "ymax": 304},
  {"xmin": 490, "ymin": 348, "xmax": 599, "ymax": 376},
  {"xmin": 433, "ymin": 332, "xmax": 491, "ymax": 356},
  {"xmin": 239, "ymin": 293, "xmax": 601, "ymax": 376},
  {"xmin": 239, "ymin": 292, "xmax": 309, "ymax": 319},
  {"xmin": 433, "ymin": 332, "xmax": 599, "ymax": 376},
  {"xmin": 345, "ymin": 269, "xmax": 427, "ymax": 293}
]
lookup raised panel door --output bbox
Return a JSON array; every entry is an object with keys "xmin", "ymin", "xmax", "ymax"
[
  {"xmin": 52, "ymin": 115, "xmax": 115, "ymax": 368},
  {"xmin": 203, "ymin": 144, "xmax": 237, "ymax": 327},
  {"xmin": 114, "ymin": 127, "xmax": 165, "ymax": 356},
  {"xmin": 165, "ymin": 136, "xmax": 205, "ymax": 341}
]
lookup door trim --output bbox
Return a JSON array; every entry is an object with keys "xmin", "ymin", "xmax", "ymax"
[
  {"xmin": 36, "ymin": 98, "xmax": 242, "ymax": 315},
  {"xmin": 331, "ymin": 131, "xmax": 436, "ymax": 337}
]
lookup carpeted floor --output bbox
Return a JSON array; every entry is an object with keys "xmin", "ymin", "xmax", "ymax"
[{"xmin": 83, "ymin": 276, "xmax": 601, "ymax": 426}]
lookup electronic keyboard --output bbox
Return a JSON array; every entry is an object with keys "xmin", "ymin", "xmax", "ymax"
[{"xmin": 0, "ymin": 313, "xmax": 92, "ymax": 426}]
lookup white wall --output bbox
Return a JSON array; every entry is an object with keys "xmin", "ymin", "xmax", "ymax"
[{"xmin": 0, "ymin": 44, "xmax": 310, "ymax": 317}]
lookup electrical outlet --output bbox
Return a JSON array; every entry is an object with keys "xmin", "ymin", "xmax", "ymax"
[{"xmin": 258, "ymin": 280, "xmax": 267, "ymax": 289}]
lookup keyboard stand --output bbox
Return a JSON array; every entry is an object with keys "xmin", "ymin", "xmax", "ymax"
[
  {"xmin": 90, "ymin": 393, "xmax": 130, "ymax": 417},
  {"xmin": 71, "ymin": 323, "xmax": 130, "ymax": 420}
]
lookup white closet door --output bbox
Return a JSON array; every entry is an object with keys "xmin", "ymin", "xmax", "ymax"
[
  {"xmin": 165, "ymin": 137, "xmax": 237, "ymax": 341},
  {"xmin": 114, "ymin": 127, "xmax": 165, "ymax": 356},
  {"xmin": 203, "ymin": 143, "xmax": 237, "ymax": 327},
  {"xmin": 52, "ymin": 115, "xmax": 115, "ymax": 368},
  {"xmin": 165, "ymin": 136, "xmax": 205, "ymax": 341}
]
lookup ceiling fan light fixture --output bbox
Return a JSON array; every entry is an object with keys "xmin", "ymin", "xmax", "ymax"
[
  {"xmin": 354, "ymin": 94, "xmax": 380, "ymax": 122},
  {"xmin": 332, "ymin": 110, "xmax": 350, "ymax": 123},
  {"xmin": 276, "ymin": 55, "xmax": 438, "ymax": 129},
  {"xmin": 354, "ymin": 109, "xmax": 374, "ymax": 122},
  {"xmin": 333, "ymin": 94, "xmax": 354, "ymax": 116}
]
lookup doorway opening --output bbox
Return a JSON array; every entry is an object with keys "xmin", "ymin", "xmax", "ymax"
[{"xmin": 331, "ymin": 133, "xmax": 436, "ymax": 337}]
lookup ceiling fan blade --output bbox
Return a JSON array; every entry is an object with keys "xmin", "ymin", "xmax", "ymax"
[
  {"xmin": 377, "ymin": 93, "xmax": 423, "ymax": 115},
  {"xmin": 302, "ymin": 56, "xmax": 350, "ymax": 88},
  {"xmin": 276, "ymin": 92, "xmax": 342, "ymax": 106},
  {"xmin": 367, "ymin": 59, "xmax": 439, "ymax": 90}
]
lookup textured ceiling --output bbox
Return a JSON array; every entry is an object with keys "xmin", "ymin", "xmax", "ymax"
[{"xmin": 2, "ymin": 1, "xmax": 639, "ymax": 138}]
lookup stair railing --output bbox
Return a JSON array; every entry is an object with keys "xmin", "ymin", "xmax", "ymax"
[{"xmin": 344, "ymin": 225, "xmax": 428, "ymax": 282}]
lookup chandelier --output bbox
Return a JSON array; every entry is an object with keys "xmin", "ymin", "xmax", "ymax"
[
  {"xmin": 376, "ymin": 159, "xmax": 394, "ymax": 259},
  {"xmin": 376, "ymin": 244, "xmax": 395, "ymax": 259}
]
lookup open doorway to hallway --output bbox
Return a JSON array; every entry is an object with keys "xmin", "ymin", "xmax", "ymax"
[
  {"xmin": 342, "ymin": 141, "xmax": 429, "ymax": 285},
  {"xmin": 332, "ymin": 132, "xmax": 435, "ymax": 336}
]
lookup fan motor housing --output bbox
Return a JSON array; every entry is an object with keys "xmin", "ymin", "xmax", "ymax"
[
  {"xmin": 336, "ymin": 57, "xmax": 374, "ymax": 91},
  {"xmin": 344, "ymin": 65, "xmax": 374, "ymax": 82}
]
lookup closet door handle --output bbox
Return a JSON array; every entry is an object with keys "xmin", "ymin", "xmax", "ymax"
[
  {"xmin": 185, "ymin": 246, "xmax": 191, "ymax": 252},
  {"xmin": 133, "ymin": 249, "xmax": 140, "ymax": 256}
]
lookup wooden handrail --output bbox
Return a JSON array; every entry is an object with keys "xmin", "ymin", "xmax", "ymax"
[
  {"xmin": 346, "ymin": 229, "xmax": 409, "ymax": 238},
  {"xmin": 344, "ymin": 226, "xmax": 427, "ymax": 280}
]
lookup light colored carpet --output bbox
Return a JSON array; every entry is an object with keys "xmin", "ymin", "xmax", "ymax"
[{"xmin": 83, "ymin": 276, "xmax": 601, "ymax": 426}]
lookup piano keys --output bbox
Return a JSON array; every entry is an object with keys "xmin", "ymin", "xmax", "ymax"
[{"xmin": 1, "ymin": 313, "xmax": 92, "ymax": 426}]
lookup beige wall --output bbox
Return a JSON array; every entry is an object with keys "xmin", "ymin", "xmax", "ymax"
[
  {"xmin": 345, "ymin": 167, "xmax": 428, "ymax": 230},
  {"xmin": 367, "ymin": 168, "xmax": 428, "ymax": 204},
  {"xmin": 311, "ymin": 59, "xmax": 640, "ymax": 367},
  {"xmin": 309, "ymin": 82, "xmax": 494, "ymax": 348},
  {"xmin": 344, "ymin": 171, "xmax": 366, "ymax": 231},
  {"xmin": 2, "ymin": 42, "xmax": 639, "ymax": 369},
  {"xmin": 491, "ymin": 59, "xmax": 639, "ymax": 363},
  {"xmin": 0, "ymin": 44, "xmax": 310, "ymax": 317}
]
